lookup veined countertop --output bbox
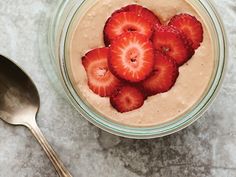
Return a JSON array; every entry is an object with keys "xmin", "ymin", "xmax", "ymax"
[{"xmin": 0, "ymin": 0, "xmax": 235, "ymax": 177}]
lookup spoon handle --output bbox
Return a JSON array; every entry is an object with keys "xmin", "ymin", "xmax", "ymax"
[{"xmin": 26, "ymin": 120, "xmax": 73, "ymax": 177}]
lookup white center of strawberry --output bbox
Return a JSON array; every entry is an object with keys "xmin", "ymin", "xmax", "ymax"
[
  {"xmin": 123, "ymin": 25, "xmax": 138, "ymax": 33},
  {"xmin": 129, "ymin": 50, "xmax": 138, "ymax": 62},
  {"xmin": 161, "ymin": 46, "xmax": 170, "ymax": 53},
  {"xmin": 97, "ymin": 67, "xmax": 108, "ymax": 77},
  {"xmin": 125, "ymin": 47, "xmax": 141, "ymax": 68}
]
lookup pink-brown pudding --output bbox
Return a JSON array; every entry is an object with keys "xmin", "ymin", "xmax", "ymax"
[{"xmin": 65, "ymin": 0, "xmax": 215, "ymax": 127}]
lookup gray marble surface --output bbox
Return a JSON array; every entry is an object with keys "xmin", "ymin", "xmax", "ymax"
[{"xmin": 0, "ymin": 0, "xmax": 235, "ymax": 177}]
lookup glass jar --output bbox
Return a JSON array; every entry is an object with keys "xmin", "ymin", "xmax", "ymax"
[{"xmin": 48, "ymin": 0, "xmax": 227, "ymax": 139}]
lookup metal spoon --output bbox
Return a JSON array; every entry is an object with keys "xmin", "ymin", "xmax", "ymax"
[{"xmin": 0, "ymin": 55, "xmax": 72, "ymax": 177}]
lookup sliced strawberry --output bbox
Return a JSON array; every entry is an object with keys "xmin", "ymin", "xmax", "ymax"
[
  {"xmin": 152, "ymin": 25, "xmax": 194, "ymax": 66},
  {"xmin": 141, "ymin": 51, "xmax": 179, "ymax": 95},
  {"xmin": 169, "ymin": 13, "xmax": 204, "ymax": 49},
  {"xmin": 104, "ymin": 12, "xmax": 153, "ymax": 46},
  {"xmin": 82, "ymin": 47, "xmax": 122, "ymax": 97},
  {"xmin": 113, "ymin": 4, "xmax": 161, "ymax": 26},
  {"xmin": 109, "ymin": 32, "xmax": 154, "ymax": 83},
  {"xmin": 110, "ymin": 85, "xmax": 145, "ymax": 113}
]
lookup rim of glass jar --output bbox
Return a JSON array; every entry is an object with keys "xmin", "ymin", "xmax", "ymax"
[{"xmin": 49, "ymin": 0, "xmax": 228, "ymax": 139}]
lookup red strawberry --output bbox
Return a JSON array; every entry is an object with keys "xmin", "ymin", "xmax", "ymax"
[
  {"xmin": 104, "ymin": 12, "xmax": 153, "ymax": 46},
  {"xmin": 169, "ymin": 13, "xmax": 204, "ymax": 49},
  {"xmin": 109, "ymin": 32, "xmax": 154, "ymax": 83},
  {"xmin": 110, "ymin": 85, "xmax": 145, "ymax": 113},
  {"xmin": 113, "ymin": 4, "xmax": 161, "ymax": 26},
  {"xmin": 82, "ymin": 47, "xmax": 122, "ymax": 97},
  {"xmin": 141, "ymin": 51, "xmax": 179, "ymax": 95},
  {"xmin": 152, "ymin": 25, "xmax": 194, "ymax": 66}
]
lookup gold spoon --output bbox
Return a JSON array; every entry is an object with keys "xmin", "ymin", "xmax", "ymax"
[{"xmin": 0, "ymin": 55, "xmax": 72, "ymax": 177}]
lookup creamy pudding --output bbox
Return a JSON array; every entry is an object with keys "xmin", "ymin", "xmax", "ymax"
[{"xmin": 66, "ymin": 0, "xmax": 215, "ymax": 127}]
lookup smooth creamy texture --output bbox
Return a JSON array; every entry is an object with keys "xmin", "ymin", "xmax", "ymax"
[{"xmin": 67, "ymin": 0, "xmax": 215, "ymax": 127}]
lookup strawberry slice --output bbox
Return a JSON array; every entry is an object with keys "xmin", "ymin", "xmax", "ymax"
[
  {"xmin": 109, "ymin": 32, "xmax": 154, "ymax": 83},
  {"xmin": 169, "ymin": 13, "xmax": 204, "ymax": 49},
  {"xmin": 82, "ymin": 47, "xmax": 122, "ymax": 97},
  {"xmin": 141, "ymin": 51, "xmax": 179, "ymax": 95},
  {"xmin": 104, "ymin": 12, "xmax": 153, "ymax": 46},
  {"xmin": 113, "ymin": 4, "xmax": 161, "ymax": 26},
  {"xmin": 110, "ymin": 85, "xmax": 145, "ymax": 113},
  {"xmin": 152, "ymin": 25, "xmax": 194, "ymax": 66}
]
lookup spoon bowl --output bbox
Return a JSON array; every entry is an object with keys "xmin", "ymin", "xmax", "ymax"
[
  {"xmin": 0, "ymin": 55, "xmax": 72, "ymax": 177},
  {"xmin": 0, "ymin": 55, "xmax": 39, "ymax": 125}
]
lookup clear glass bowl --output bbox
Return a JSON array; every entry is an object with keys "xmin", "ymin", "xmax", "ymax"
[{"xmin": 48, "ymin": 0, "xmax": 227, "ymax": 139}]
